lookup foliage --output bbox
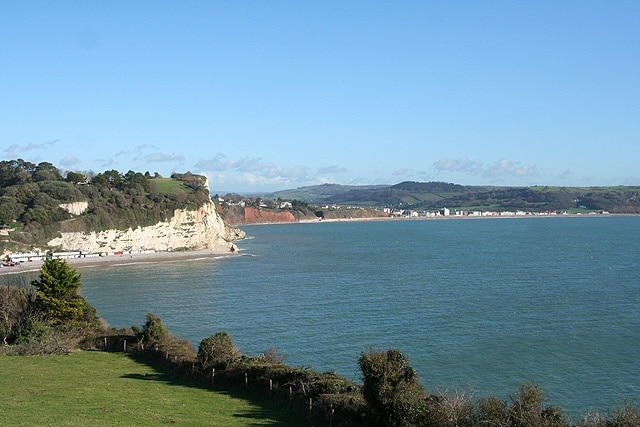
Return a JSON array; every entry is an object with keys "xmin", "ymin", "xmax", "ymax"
[
  {"xmin": 358, "ymin": 348, "xmax": 428, "ymax": 426},
  {"xmin": 268, "ymin": 180, "xmax": 640, "ymax": 212},
  {"xmin": 259, "ymin": 346, "xmax": 286, "ymax": 364},
  {"xmin": 1, "ymin": 278, "xmax": 100, "ymax": 354},
  {"xmin": 0, "ymin": 159, "xmax": 214, "ymax": 252},
  {"xmin": 602, "ymin": 403, "xmax": 640, "ymax": 427},
  {"xmin": 14, "ymin": 313, "xmax": 50, "ymax": 346},
  {"xmin": 477, "ymin": 395, "xmax": 510, "ymax": 426},
  {"xmin": 31, "ymin": 258, "xmax": 89, "ymax": 322},
  {"xmin": 0, "ymin": 286, "xmax": 35, "ymax": 345},
  {"xmin": 197, "ymin": 330, "xmax": 240, "ymax": 370},
  {"xmin": 508, "ymin": 384, "xmax": 570, "ymax": 427},
  {"xmin": 65, "ymin": 170, "xmax": 86, "ymax": 184},
  {"xmin": 141, "ymin": 312, "xmax": 169, "ymax": 345},
  {"xmin": 578, "ymin": 402, "xmax": 640, "ymax": 427},
  {"xmin": 427, "ymin": 389, "xmax": 477, "ymax": 427}
]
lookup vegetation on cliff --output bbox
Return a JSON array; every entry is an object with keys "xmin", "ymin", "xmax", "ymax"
[{"xmin": 0, "ymin": 159, "xmax": 212, "ymax": 253}]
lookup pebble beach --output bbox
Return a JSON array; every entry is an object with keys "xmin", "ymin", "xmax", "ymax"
[{"xmin": 0, "ymin": 249, "xmax": 237, "ymax": 276}]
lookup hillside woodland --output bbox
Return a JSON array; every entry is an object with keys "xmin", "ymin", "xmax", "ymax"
[
  {"xmin": 0, "ymin": 159, "xmax": 211, "ymax": 253},
  {"xmin": 269, "ymin": 182, "xmax": 640, "ymax": 213}
]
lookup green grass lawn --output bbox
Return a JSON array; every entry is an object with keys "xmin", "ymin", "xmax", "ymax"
[
  {"xmin": 0, "ymin": 351, "xmax": 305, "ymax": 426},
  {"xmin": 151, "ymin": 178, "xmax": 190, "ymax": 194}
]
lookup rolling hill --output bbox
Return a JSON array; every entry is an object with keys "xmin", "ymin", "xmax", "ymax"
[{"xmin": 266, "ymin": 181, "xmax": 640, "ymax": 213}]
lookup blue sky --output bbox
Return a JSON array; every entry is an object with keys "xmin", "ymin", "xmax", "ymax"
[{"xmin": 1, "ymin": 1, "xmax": 639, "ymax": 193}]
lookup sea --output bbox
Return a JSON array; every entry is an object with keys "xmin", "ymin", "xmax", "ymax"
[{"xmin": 78, "ymin": 215, "xmax": 639, "ymax": 418}]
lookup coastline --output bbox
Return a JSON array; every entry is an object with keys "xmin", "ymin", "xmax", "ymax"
[
  {"xmin": 235, "ymin": 212, "xmax": 633, "ymax": 227},
  {"xmin": 3, "ymin": 213, "xmax": 634, "ymax": 274},
  {"xmin": 0, "ymin": 249, "xmax": 238, "ymax": 276}
]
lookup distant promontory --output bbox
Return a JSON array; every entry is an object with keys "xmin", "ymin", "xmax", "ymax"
[{"xmin": 0, "ymin": 159, "xmax": 244, "ymax": 256}]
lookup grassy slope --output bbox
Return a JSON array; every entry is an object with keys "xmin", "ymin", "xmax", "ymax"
[
  {"xmin": 151, "ymin": 177, "xmax": 190, "ymax": 194},
  {"xmin": 0, "ymin": 351, "xmax": 304, "ymax": 427}
]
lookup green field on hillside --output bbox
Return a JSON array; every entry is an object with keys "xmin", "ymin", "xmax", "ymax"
[
  {"xmin": 151, "ymin": 177, "xmax": 191, "ymax": 194},
  {"xmin": 0, "ymin": 351, "xmax": 304, "ymax": 427}
]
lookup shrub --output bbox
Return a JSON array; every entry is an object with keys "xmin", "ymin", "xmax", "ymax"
[
  {"xmin": 508, "ymin": 384, "xmax": 569, "ymax": 427},
  {"xmin": 15, "ymin": 314, "xmax": 50, "ymax": 345},
  {"xmin": 0, "ymin": 286, "xmax": 33, "ymax": 345},
  {"xmin": 428, "ymin": 389, "xmax": 476, "ymax": 427},
  {"xmin": 578, "ymin": 412, "xmax": 608, "ymax": 427},
  {"xmin": 260, "ymin": 346, "xmax": 285, "ymax": 364},
  {"xmin": 197, "ymin": 331, "xmax": 240, "ymax": 370},
  {"xmin": 358, "ymin": 348, "xmax": 428, "ymax": 426},
  {"xmin": 609, "ymin": 403, "xmax": 640, "ymax": 427},
  {"xmin": 477, "ymin": 395, "xmax": 509, "ymax": 427},
  {"xmin": 141, "ymin": 312, "xmax": 168, "ymax": 345}
]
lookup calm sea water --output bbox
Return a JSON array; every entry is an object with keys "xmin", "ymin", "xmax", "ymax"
[{"xmin": 79, "ymin": 216, "xmax": 639, "ymax": 417}]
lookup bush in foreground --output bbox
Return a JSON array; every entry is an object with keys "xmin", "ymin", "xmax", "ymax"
[
  {"xmin": 198, "ymin": 331, "xmax": 240, "ymax": 370},
  {"xmin": 359, "ymin": 348, "xmax": 429, "ymax": 426},
  {"xmin": 5, "ymin": 293, "xmax": 638, "ymax": 427},
  {"xmin": 1, "ymin": 259, "xmax": 103, "ymax": 354},
  {"xmin": 91, "ymin": 317, "xmax": 640, "ymax": 427}
]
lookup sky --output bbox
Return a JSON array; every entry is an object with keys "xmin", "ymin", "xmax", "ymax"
[{"xmin": 1, "ymin": 1, "xmax": 639, "ymax": 193}]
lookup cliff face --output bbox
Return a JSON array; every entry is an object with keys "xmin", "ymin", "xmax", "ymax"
[
  {"xmin": 59, "ymin": 201, "xmax": 89, "ymax": 216},
  {"xmin": 243, "ymin": 207, "xmax": 296, "ymax": 223},
  {"xmin": 48, "ymin": 201, "xmax": 245, "ymax": 253}
]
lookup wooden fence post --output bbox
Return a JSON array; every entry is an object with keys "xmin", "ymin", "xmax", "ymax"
[{"xmin": 330, "ymin": 405, "xmax": 334, "ymax": 427}]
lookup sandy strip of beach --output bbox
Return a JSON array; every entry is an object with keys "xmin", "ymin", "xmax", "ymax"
[{"xmin": 0, "ymin": 249, "xmax": 237, "ymax": 276}]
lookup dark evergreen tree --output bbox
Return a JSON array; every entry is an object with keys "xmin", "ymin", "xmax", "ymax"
[{"xmin": 32, "ymin": 258, "xmax": 88, "ymax": 322}]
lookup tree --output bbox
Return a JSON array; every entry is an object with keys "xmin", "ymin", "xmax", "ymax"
[
  {"xmin": 32, "ymin": 258, "xmax": 88, "ymax": 322},
  {"xmin": 358, "ymin": 348, "xmax": 428, "ymax": 426},
  {"xmin": 65, "ymin": 171, "xmax": 86, "ymax": 184},
  {"xmin": 33, "ymin": 162, "xmax": 63, "ymax": 182},
  {"xmin": 0, "ymin": 195, "xmax": 23, "ymax": 224}
]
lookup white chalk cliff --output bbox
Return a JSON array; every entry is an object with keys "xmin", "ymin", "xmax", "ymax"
[
  {"xmin": 59, "ymin": 201, "xmax": 89, "ymax": 216},
  {"xmin": 48, "ymin": 201, "xmax": 245, "ymax": 253}
]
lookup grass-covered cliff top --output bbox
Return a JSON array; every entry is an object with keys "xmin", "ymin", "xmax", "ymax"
[{"xmin": 0, "ymin": 159, "xmax": 211, "ymax": 253}]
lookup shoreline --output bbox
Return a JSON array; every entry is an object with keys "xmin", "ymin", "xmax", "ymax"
[
  {"xmin": 3, "ymin": 213, "xmax": 635, "ymax": 275},
  {"xmin": 0, "ymin": 249, "xmax": 238, "ymax": 276},
  {"xmin": 234, "ymin": 212, "xmax": 635, "ymax": 227}
]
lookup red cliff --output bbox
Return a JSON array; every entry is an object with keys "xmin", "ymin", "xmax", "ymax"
[{"xmin": 243, "ymin": 207, "xmax": 297, "ymax": 224}]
